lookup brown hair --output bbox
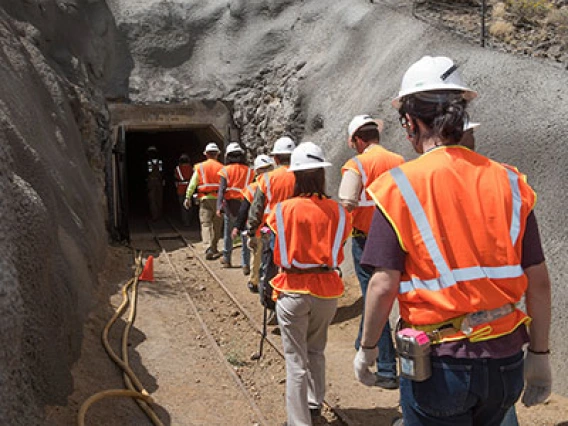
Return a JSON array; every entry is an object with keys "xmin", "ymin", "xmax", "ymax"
[{"xmin": 293, "ymin": 168, "xmax": 328, "ymax": 198}]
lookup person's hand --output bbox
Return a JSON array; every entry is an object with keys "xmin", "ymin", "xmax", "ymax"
[
  {"xmin": 183, "ymin": 198, "xmax": 191, "ymax": 210},
  {"xmin": 522, "ymin": 351, "xmax": 552, "ymax": 406},
  {"xmin": 247, "ymin": 236, "xmax": 258, "ymax": 250},
  {"xmin": 353, "ymin": 347, "xmax": 378, "ymax": 386},
  {"xmin": 231, "ymin": 228, "xmax": 239, "ymax": 239},
  {"xmin": 216, "ymin": 210, "xmax": 222, "ymax": 217}
]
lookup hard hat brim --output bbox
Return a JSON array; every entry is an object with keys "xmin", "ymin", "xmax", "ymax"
[
  {"xmin": 288, "ymin": 162, "xmax": 332, "ymax": 172},
  {"xmin": 392, "ymin": 84, "xmax": 478, "ymax": 109}
]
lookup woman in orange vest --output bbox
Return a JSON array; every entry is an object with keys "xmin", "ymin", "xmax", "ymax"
[
  {"xmin": 353, "ymin": 56, "xmax": 552, "ymax": 425},
  {"xmin": 266, "ymin": 142, "xmax": 351, "ymax": 426}
]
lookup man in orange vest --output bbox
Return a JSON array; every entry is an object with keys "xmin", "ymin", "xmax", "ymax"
[
  {"xmin": 339, "ymin": 114, "xmax": 405, "ymax": 390},
  {"xmin": 247, "ymin": 136, "xmax": 296, "ymax": 310},
  {"xmin": 266, "ymin": 141, "xmax": 351, "ymax": 426},
  {"xmin": 354, "ymin": 56, "xmax": 552, "ymax": 425},
  {"xmin": 184, "ymin": 142, "xmax": 223, "ymax": 260},
  {"xmin": 216, "ymin": 142, "xmax": 254, "ymax": 271},
  {"xmin": 174, "ymin": 153, "xmax": 193, "ymax": 227}
]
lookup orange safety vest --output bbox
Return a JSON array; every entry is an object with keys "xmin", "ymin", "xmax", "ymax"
[
  {"xmin": 267, "ymin": 196, "xmax": 352, "ymax": 299},
  {"xmin": 341, "ymin": 144, "xmax": 404, "ymax": 234},
  {"xmin": 367, "ymin": 146, "xmax": 536, "ymax": 343},
  {"xmin": 241, "ymin": 182, "xmax": 257, "ymax": 204},
  {"xmin": 196, "ymin": 159, "xmax": 223, "ymax": 199},
  {"xmin": 219, "ymin": 164, "xmax": 254, "ymax": 200},
  {"xmin": 175, "ymin": 164, "xmax": 193, "ymax": 195},
  {"xmin": 258, "ymin": 166, "xmax": 296, "ymax": 226}
]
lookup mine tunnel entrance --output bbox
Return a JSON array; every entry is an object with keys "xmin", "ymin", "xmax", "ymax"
[{"xmin": 108, "ymin": 102, "xmax": 238, "ymax": 242}]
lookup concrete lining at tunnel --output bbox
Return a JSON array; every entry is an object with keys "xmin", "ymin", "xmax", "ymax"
[{"xmin": 107, "ymin": 102, "xmax": 239, "ymax": 242}]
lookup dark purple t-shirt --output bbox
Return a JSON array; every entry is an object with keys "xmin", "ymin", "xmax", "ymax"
[{"xmin": 361, "ymin": 209, "xmax": 544, "ymax": 358}]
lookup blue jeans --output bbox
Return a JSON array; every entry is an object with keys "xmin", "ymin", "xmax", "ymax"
[
  {"xmin": 400, "ymin": 351, "xmax": 524, "ymax": 426},
  {"xmin": 352, "ymin": 236, "xmax": 397, "ymax": 379},
  {"xmin": 223, "ymin": 213, "xmax": 250, "ymax": 267}
]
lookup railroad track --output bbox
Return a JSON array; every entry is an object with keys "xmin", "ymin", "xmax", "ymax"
[{"xmin": 145, "ymin": 219, "xmax": 355, "ymax": 426}]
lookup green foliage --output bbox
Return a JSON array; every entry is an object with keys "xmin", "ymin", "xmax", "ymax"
[{"xmin": 506, "ymin": 0, "xmax": 552, "ymax": 24}]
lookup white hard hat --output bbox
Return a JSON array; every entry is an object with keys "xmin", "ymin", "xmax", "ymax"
[
  {"xmin": 464, "ymin": 121, "xmax": 480, "ymax": 131},
  {"xmin": 225, "ymin": 142, "xmax": 244, "ymax": 155},
  {"xmin": 392, "ymin": 56, "xmax": 477, "ymax": 109},
  {"xmin": 347, "ymin": 115, "xmax": 384, "ymax": 142},
  {"xmin": 203, "ymin": 142, "xmax": 220, "ymax": 154},
  {"xmin": 253, "ymin": 154, "xmax": 274, "ymax": 171},
  {"xmin": 288, "ymin": 142, "xmax": 332, "ymax": 172},
  {"xmin": 270, "ymin": 136, "xmax": 296, "ymax": 155}
]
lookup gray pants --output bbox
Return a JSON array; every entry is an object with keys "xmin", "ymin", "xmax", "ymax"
[
  {"xmin": 198, "ymin": 198, "xmax": 221, "ymax": 253},
  {"xmin": 277, "ymin": 293, "xmax": 338, "ymax": 426}
]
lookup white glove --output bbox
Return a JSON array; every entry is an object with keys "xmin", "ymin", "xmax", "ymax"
[
  {"xmin": 183, "ymin": 198, "xmax": 191, "ymax": 210},
  {"xmin": 522, "ymin": 351, "xmax": 552, "ymax": 407},
  {"xmin": 353, "ymin": 347, "xmax": 378, "ymax": 386}
]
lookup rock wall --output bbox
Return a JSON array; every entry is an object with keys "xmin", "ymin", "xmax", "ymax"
[{"xmin": 0, "ymin": 1, "xmax": 120, "ymax": 424}]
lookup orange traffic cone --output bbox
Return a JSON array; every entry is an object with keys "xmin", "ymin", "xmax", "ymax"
[{"xmin": 139, "ymin": 256, "xmax": 154, "ymax": 282}]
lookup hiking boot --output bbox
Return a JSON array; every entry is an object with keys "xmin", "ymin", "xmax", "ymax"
[
  {"xmin": 247, "ymin": 282, "xmax": 259, "ymax": 293},
  {"xmin": 242, "ymin": 265, "xmax": 251, "ymax": 276},
  {"xmin": 220, "ymin": 258, "xmax": 231, "ymax": 268},
  {"xmin": 205, "ymin": 248, "xmax": 220, "ymax": 260},
  {"xmin": 375, "ymin": 374, "xmax": 399, "ymax": 390},
  {"xmin": 309, "ymin": 407, "xmax": 321, "ymax": 418}
]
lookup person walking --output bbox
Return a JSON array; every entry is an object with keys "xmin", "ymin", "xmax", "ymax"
[
  {"xmin": 248, "ymin": 136, "xmax": 296, "ymax": 309},
  {"xmin": 339, "ymin": 114, "xmax": 404, "ymax": 389},
  {"xmin": 184, "ymin": 142, "xmax": 223, "ymax": 259},
  {"xmin": 231, "ymin": 154, "xmax": 275, "ymax": 293},
  {"xmin": 146, "ymin": 145, "xmax": 164, "ymax": 221},
  {"xmin": 216, "ymin": 142, "xmax": 254, "ymax": 272},
  {"xmin": 266, "ymin": 142, "xmax": 352, "ymax": 426},
  {"xmin": 353, "ymin": 56, "xmax": 552, "ymax": 425},
  {"xmin": 174, "ymin": 153, "xmax": 193, "ymax": 227}
]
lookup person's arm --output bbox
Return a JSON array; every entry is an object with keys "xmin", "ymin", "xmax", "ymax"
[
  {"xmin": 234, "ymin": 199, "xmax": 251, "ymax": 232},
  {"xmin": 216, "ymin": 176, "xmax": 227, "ymax": 214},
  {"xmin": 338, "ymin": 169, "xmax": 362, "ymax": 212},
  {"xmin": 525, "ymin": 262, "xmax": 551, "ymax": 352},
  {"xmin": 185, "ymin": 170, "xmax": 199, "ymax": 199},
  {"xmin": 247, "ymin": 187, "xmax": 266, "ymax": 234}
]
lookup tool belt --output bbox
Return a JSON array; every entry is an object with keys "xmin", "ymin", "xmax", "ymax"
[
  {"xmin": 351, "ymin": 227, "xmax": 367, "ymax": 238},
  {"xmin": 282, "ymin": 266, "xmax": 334, "ymax": 274},
  {"xmin": 402, "ymin": 303, "xmax": 516, "ymax": 344}
]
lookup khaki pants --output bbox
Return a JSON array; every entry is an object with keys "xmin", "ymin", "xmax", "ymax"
[
  {"xmin": 198, "ymin": 198, "xmax": 221, "ymax": 252},
  {"xmin": 277, "ymin": 293, "xmax": 338, "ymax": 426},
  {"xmin": 249, "ymin": 238, "xmax": 263, "ymax": 286}
]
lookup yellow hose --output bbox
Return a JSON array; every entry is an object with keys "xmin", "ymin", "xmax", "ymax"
[
  {"xmin": 78, "ymin": 251, "xmax": 163, "ymax": 426},
  {"xmin": 77, "ymin": 390, "xmax": 153, "ymax": 426}
]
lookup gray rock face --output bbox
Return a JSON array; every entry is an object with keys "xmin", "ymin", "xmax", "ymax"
[{"xmin": 0, "ymin": 1, "xmax": 119, "ymax": 424}]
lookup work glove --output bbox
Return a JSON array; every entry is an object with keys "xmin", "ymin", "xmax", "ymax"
[
  {"xmin": 183, "ymin": 198, "xmax": 191, "ymax": 210},
  {"xmin": 247, "ymin": 236, "xmax": 258, "ymax": 251},
  {"xmin": 522, "ymin": 351, "xmax": 552, "ymax": 407},
  {"xmin": 353, "ymin": 347, "xmax": 378, "ymax": 386}
]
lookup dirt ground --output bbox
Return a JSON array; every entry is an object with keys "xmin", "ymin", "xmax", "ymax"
[{"xmin": 45, "ymin": 234, "xmax": 568, "ymax": 426}]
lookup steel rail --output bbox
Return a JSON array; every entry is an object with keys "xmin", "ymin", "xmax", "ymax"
[{"xmin": 158, "ymin": 220, "xmax": 356, "ymax": 426}]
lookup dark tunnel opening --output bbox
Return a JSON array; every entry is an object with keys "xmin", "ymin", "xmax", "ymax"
[{"xmin": 123, "ymin": 128, "xmax": 224, "ymax": 237}]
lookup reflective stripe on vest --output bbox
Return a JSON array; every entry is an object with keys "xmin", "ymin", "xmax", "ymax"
[
  {"xmin": 197, "ymin": 163, "xmax": 220, "ymax": 192},
  {"xmin": 391, "ymin": 167, "xmax": 525, "ymax": 294},
  {"xmin": 353, "ymin": 157, "xmax": 377, "ymax": 208},
  {"xmin": 274, "ymin": 202, "xmax": 346, "ymax": 269},
  {"xmin": 226, "ymin": 167, "xmax": 253, "ymax": 195},
  {"xmin": 263, "ymin": 171, "xmax": 272, "ymax": 214}
]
